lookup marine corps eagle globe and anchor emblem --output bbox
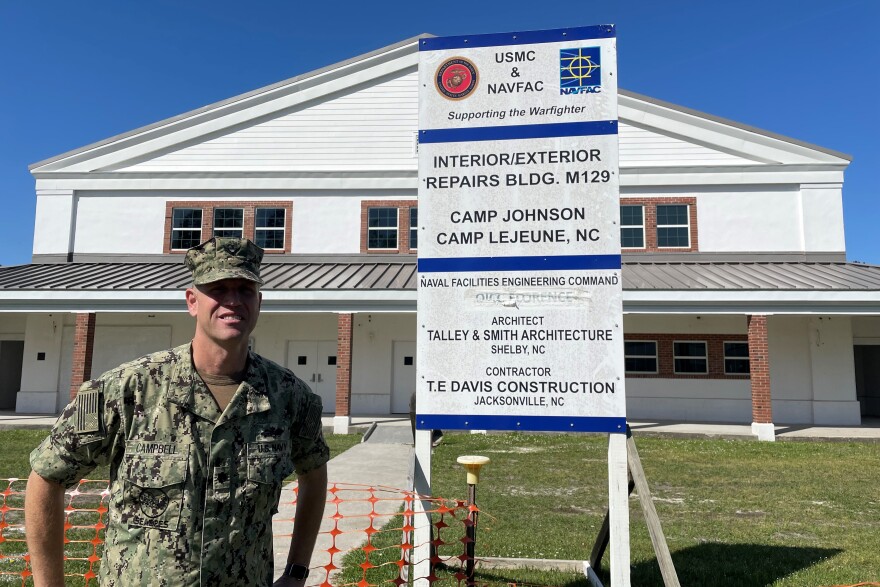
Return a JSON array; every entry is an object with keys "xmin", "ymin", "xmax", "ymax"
[{"xmin": 435, "ymin": 57, "xmax": 478, "ymax": 100}]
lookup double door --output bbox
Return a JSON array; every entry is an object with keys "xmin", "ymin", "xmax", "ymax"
[{"xmin": 287, "ymin": 341, "xmax": 337, "ymax": 413}]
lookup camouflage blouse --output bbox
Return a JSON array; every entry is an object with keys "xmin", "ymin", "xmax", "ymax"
[{"xmin": 30, "ymin": 343, "xmax": 329, "ymax": 587}]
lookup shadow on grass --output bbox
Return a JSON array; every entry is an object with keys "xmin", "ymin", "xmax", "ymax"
[{"xmin": 594, "ymin": 542, "xmax": 842, "ymax": 587}]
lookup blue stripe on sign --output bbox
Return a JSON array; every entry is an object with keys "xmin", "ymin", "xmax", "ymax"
[
  {"xmin": 419, "ymin": 25, "xmax": 616, "ymax": 51},
  {"xmin": 416, "ymin": 414, "xmax": 627, "ymax": 433},
  {"xmin": 418, "ymin": 254, "xmax": 621, "ymax": 273},
  {"xmin": 419, "ymin": 120, "xmax": 617, "ymax": 144}
]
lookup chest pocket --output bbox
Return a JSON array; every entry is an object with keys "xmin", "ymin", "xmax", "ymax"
[
  {"xmin": 244, "ymin": 441, "xmax": 292, "ymax": 514},
  {"xmin": 121, "ymin": 443, "xmax": 190, "ymax": 531}
]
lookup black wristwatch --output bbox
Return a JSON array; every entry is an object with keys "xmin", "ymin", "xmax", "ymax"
[{"xmin": 284, "ymin": 563, "xmax": 310, "ymax": 580}]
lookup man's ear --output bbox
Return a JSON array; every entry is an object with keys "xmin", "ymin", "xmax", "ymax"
[{"xmin": 185, "ymin": 287, "xmax": 199, "ymax": 317}]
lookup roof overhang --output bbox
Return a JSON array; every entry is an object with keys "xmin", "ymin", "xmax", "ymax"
[
  {"xmin": 2, "ymin": 259, "xmax": 878, "ymax": 315},
  {"xmin": 0, "ymin": 288, "xmax": 878, "ymax": 316}
]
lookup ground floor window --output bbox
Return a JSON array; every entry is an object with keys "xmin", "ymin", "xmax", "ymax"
[
  {"xmin": 724, "ymin": 341, "xmax": 750, "ymax": 374},
  {"xmin": 673, "ymin": 341, "xmax": 708, "ymax": 374},
  {"xmin": 624, "ymin": 340, "xmax": 658, "ymax": 373}
]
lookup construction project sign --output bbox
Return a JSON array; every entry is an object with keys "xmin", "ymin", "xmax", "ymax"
[{"xmin": 416, "ymin": 26, "xmax": 625, "ymax": 433}]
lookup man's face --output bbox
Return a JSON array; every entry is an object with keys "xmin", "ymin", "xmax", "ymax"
[{"xmin": 185, "ymin": 278, "xmax": 262, "ymax": 347}]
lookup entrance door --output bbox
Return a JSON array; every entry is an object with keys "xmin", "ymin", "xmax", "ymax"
[
  {"xmin": 0, "ymin": 341, "xmax": 24, "ymax": 410},
  {"xmin": 391, "ymin": 341, "xmax": 417, "ymax": 414},
  {"xmin": 854, "ymin": 345, "xmax": 880, "ymax": 417},
  {"xmin": 287, "ymin": 341, "xmax": 337, "ymax": 413}
]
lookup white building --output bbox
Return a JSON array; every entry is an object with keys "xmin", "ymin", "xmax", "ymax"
[{"xmin": 1, "ymin": 35, "xmax": 878, "ymax": 439}]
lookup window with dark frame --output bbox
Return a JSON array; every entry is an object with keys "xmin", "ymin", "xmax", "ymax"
[
  {"xmin": 624, "ymin": 341, "xmax": 658, "ymax": 373},
  {"xmin": 657, "ymin": 204, "xmax": 690, "ymax": 248},
  {"xmin": 213, "ymin": 208, "xmax": 244, "ymax": 238},
  {"xmin": 368, "ymin": 207, "xmax": 399, "ymax": 250},
  {"xmin": 255, "ymin": 207, "xmax": 286, "ymax": 249},
  {"xmin": 724, "ymin": 342, "xmax": 750, "ymax": 374},
  {"xmin": 673, "ymin": 341, "xmax": 708, "ymax": 374},
  {"xmin": 620, "ymin": 205, "xmax": 645, "ymax": 248},
  {"xmin": 409, "ymin": 207, "xmax": 418, "ymax": 251},
  {"xmin": 171, "ymin": 208, "xmax": 203, "ymax": 250}
]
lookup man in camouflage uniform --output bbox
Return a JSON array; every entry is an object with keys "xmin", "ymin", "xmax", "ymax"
[{"xmin": 25, "ymin": 237, "xmax": 330, "ymax": 587}]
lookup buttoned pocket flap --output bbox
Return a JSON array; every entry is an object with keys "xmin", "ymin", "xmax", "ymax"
[{"xmin": 246, "ymin": 441, "xmax": 291, "ymax": 485}]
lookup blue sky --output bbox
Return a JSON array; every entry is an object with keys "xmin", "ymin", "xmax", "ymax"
[{"xmin": 2, "ymin": 0, "xmax": 877, "ymax": 265}]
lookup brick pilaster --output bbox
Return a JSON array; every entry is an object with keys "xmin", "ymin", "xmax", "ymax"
[
  {"xmin": 69, "ymin": 312, "xmax": 97, "ymax": 401},
  {"xmin": 747, "ymin": 315, "xmax": 772, "ymax": 423},
  {"xmin": 335, "ymin": 313, "xmax": 353, "ymax": 417}
]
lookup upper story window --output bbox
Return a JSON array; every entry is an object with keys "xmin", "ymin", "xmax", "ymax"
[
  {"xmin": 624, "ymin": 341, "xmax": 657, "ymax": 374},
  {"xmin": 724, "ymin": 342, "xmax": 750, "ymax": 374},
  {"xmin": 657, "ymin": 204, "xmax": 690, "ymax": 248},
  {"xmin": 619, "ymin": 197, "xmax": 697, "ymax": 252},
  {"xmin": 255, "ymin": 208, "xmax": 286, "ymax": 250},
  {"xmin": 213, "ymin": 208, "xmax": 244, "ymax": 238},
  {"xmin": 171, "ymin": 208, "xmax": 203, "ymax": 250},
  {"xmin": 368, "ymin": 208, "xmax": 399, "ymax": 250},
  {"xmin": 410, "ymin": 208, "xmax": 419, "ymax": 251},
  {"xmin": 165, "ymin": 201, "xmax": 292, "ymax": 253},
  {"xmin": 673, "ymin": 341, "xmax": 708, "ymax": 374},
  {"xmin": 360, "ymin": 200, "xmax": 418, "ymax": 254},
  {"xmin": 620, "ymin": 205, "xmax": 644, "ymax": 249}
]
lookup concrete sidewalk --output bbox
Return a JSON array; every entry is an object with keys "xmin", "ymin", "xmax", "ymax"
[
  {"xmin": 273, "ymin": 420, "xmax": 415, "ymax": 583},
  {"xmin": 6, "ymin": 411, "xmax": 879, "ymax": 440}
]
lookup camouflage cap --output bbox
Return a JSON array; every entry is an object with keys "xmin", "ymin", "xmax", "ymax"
[{"xmin": 185, "ymin": 237, "xmax": 264, "ymax": 285}]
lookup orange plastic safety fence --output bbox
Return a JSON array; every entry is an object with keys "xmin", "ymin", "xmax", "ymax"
[
  {"xmin": 274, "ymin": 483, "xmax": 490, "ymax": 587},
  {"xmin": 1, "ymin": 480, "xmax": 493, "ymax": 587},
  {"xmin": 1, "ymin": 478, "xmax": 109, "ymax": 587}
]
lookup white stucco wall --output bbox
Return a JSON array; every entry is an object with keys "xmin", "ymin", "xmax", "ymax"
[
  {"xmin": 17, "ymin": 313, "xmax": 69, "ymax": 412},
  {"xmin": 801, "ymin": 184, "xmax": 846, "ymax": 252},
  {"xmin": 350, "ymin": 313, "xmax": 416, "ymax": 414},
  {"xmin": 67, "ymin": 191, "xmax": 424, "ymax": 256},
  {"xmin": 852, "ymin": 316, "xmax": 880, "ymax": 342},
  {"xmin": 697, "ymin": 187, "xmax": 803, "ymax": 252},
  {"xmin": 623, "ymin": 314, "xmax": 746, "ymax": 334},
  {"xmin": 32, "ymin": 190, "xmax": 75, "ymax": 256},
  {"xmin": 806, "ymin": 316, "xmax": 859, "ymax": 424},
  {"xmin": 291, "ymin": 195, "xmax": 363, "ymax": 254},
  {"xmin": 0, "ymin": 315, "xmax": 27, "ymax": 337},
  {"xmin": 767, "ymin": 315, "xmax": 814, "ymax": 422},
  {"xmin": 625, "ymin": 379, "xmax": 752, "ymax": 422},
  {"xmin": 621, "ymin": 314, "xmax": 859, "ymax": 425},
  {"xmin": 73, "ymin": 193, "xmax": 167, "ymax": 254},
  {"xmin": 46, "ymin": 183, "xmax": 849, "ymax": 257},
  {"xmin": 623, "ymin": 314, "xmax": 751, "ymax": 422},
  {"xmin": 250, "ymin": 313, "xmax": 338, "ymax": 368}
]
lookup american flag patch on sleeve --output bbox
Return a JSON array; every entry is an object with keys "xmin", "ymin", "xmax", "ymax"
[
  {"xmin": 298, "ymin": 396, "xmax": 323, "ymax": 440},
  {"xmin": 75, "ymin": 382, "xmax": 103, "ymax": 435}
]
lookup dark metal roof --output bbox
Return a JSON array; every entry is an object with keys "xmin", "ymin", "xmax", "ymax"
[
  {"xmin": 1, "ymin": 260, "xmax": 879, "ymax": 292},
  {"xmin": 0, "ymin": 259, "xmax": 418, "ymax": 291},
  {"xmin": 622, "ymin": 261, "xmax": 880, "ymax": 291}
]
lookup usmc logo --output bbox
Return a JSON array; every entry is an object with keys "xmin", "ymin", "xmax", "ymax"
[{"xmin": 435, "ymin": 57, "xmax": 478, "ymax": 100}]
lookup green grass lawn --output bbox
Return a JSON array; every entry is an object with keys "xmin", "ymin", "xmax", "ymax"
[
  {"xmin": 0, "ymin": 428, "xmax": 361, "ymax": 586},
  {"xmin": 338, "ymin": 432, "xmax": 880, "ymax": 587}
]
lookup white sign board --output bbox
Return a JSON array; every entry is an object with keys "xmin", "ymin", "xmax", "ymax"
[{"xmin": 416, "ymin": 26, "xmax": 625, "ymax": 433}]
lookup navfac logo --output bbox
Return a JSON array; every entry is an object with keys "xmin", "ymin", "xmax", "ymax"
[{"xmin": 560, "ymin": 47, "xmax": 601, "ymax": 95}]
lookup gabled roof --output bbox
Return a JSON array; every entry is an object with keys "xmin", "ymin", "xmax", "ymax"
[{"xmin": 30, "ymin": 34, "xmax": 850, "ymax": 177}]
